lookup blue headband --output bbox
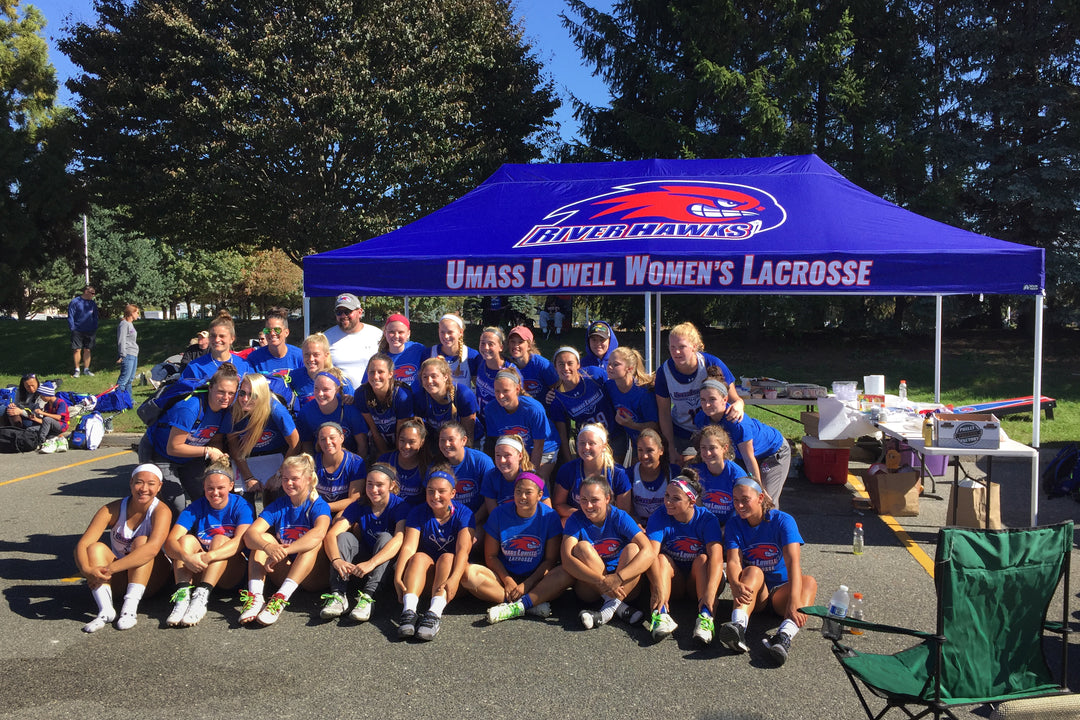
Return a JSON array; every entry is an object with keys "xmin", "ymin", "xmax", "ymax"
[
  {"xmin": 734, "ymin": 476, "xmax": 763, "ymax": 494},
  {"xmin": 316, "ymin": 371, "xmax": 342, "ymax": 387},
  {"xmin": 426, "ymin": 470, "xmax": 455, "ymax": 485}
]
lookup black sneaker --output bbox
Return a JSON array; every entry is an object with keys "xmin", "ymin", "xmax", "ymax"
[
  {"xmin": 717, "ymin": 621, "xmax": 749, "ymax": 653},
  {"xmin": 614, "ymin": 602, "xmax": 644, "ymax": 625},
  {"xmin": 396, "ymin": 609, "xmax": 418, "ymax": 639},
  {"xmin": 763, "ymin": 632, "xmax": 792, "ymax": 666},
  {"xmin": 415, "ymin": 611, "xmax": 441, "ymax": 641}
]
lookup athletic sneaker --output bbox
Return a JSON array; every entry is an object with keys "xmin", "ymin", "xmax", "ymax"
[
  {"xmin": 717, "ymin": 621, "xmax": 749, "ymax": 653},
  {"xmin": 182, "ymin": 587, "xmax": 210, "ymax": 626},
  {"xmin": 166, "ymin": 585, "xmax": 192, "ymax": 627},
  {"xmin": 763, "ymin": 632, "xmax": 792, "ymax": 666},
  {"xmin": 238, "ymin": 590, "xmax": 265, "ymax": 624},
  {"xmin": 649, "ymin": 611, "xmax": 678, "ymax": 641},
  {"xmin": 319, "ymin": 593, "xmax": 347, "ymax": 620},
  {"xmin": 487, "ymin": 601, "xmax": 525, "ymax": 624},
  {"xmin": 349, "ymin": 592, "xmax": 374, "ymax": 622},
  {"xmin": 579, "ymin": 609, "xmax": 604, "ymax": 630},
  {"xmin": 397, "ymin": 609, "xmax": 418, "ymax": 638},
  {"xmin": 526, "ymin": 601, "xmax": 552, "ymax": 618},
  {"xmin": 415, "ymin": 611, "xmax": 441, "ymax": 641},
  {"xmin": 38, "ymin": 438, "xmax": 57, "ymax": 454},
  {"xmin": 693, "ymin": 613, "xmax": 715, "ymax": 645},
  {"xmin": 256, "ymin": 593, "xmax": 289, "ymax": 626},
  {"xmin": 53, "ymin": 436, "xmax": 68, "ymax": 453},
  {"xmin": 115, "ymin": 610, "xmax": 138, "ymax": 630},
  {"xmin": 615, "ymin": 602, "xmax": 644, "ymax": 625},
  {"xmin": 72, "ymin": 369, "xmax": 80, "ymax": 378},
  {"xmin": 83, "ymin": 370, "xmax": 95, "ymax": 377},
  {"xmin": 82, "ymin": 611, "xmax": 115, "ymax": 633}
]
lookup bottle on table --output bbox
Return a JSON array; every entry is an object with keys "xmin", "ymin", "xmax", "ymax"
[
  {"xmin": 849, "ymin": 592, "xmax": 865, "ymax": 635},
  {"xmin": 898, "ymin": 379, "xmax": 908, "ymax": 403},
  {"xmin": 822, "ymin": 584, "xmax": 850, "ymax": 640},
  {"xmin": 923, "ymin": 415, "xmax": 934, "ymax": 446},
  {"xmin": 853, "ymin": 522, "xmax": 864, "ymax": 555}
]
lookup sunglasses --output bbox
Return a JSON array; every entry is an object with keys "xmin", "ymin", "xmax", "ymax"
[
  {"xmin": 261, "ymin": 327, "xmax": 285, "ymax": 336},
  {"xmin": 335, "ymin": 308, "xmax": 356, "ymax": 316}
]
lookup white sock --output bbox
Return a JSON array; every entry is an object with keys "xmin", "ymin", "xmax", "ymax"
[
  {"xmin": 277, "ymin": 578, "xmax": 299, "ymax": 601},
  {"xmin": 599, "ymin": 596, "xmax": 620, "ymax": 624},
  {"xmin": 403, "ymin": 593, "xmax": 419, "ymax": 613},
  {"xmin": 428, "ymin": 594, "xmax": 447, "ymax": 617},
  {"xmin": 119, "ymin": 583, "xmax": 145, "ymax": 616},
  {"xmin": 779, "ymin": 619, "xmax": 799, "ymax": 639},
  {"xmin": 248, "ymin": 578, "xmax": 265, "ymax": 597},
  {"xmin": 732, "ymin": 608, "xmax": 749, "ymax": 628},
  {"xmin": 91, "ymin": 584, "xmax": 114, "ymax": 617}
]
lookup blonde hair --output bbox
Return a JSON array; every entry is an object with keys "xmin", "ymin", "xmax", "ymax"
[
  {"xmin": 280, "ymin": 453, "xmax": 319, "ymax": 502},
  {"xmin": 202, "ymin": 455, "xmax": 235, "ymax": 485},
  {"xmin": 577, "ymin": 423, "xmax": 615, "ymax": 479},
  {"xmin": 231, "ymin": 374, "xmax": 273, "ymax": 459},
  {"xmin": 439, "ymin": 315, "xmax": 467, "ymax": 363},
  {"xmin": 495, "ymin": 434, "xmax": 534, "ymax": 473},
  {"xmin": 609, "ymin": 346, "xmax": 654, "ymax": 389},
  {"xmin": 669, "ymin": 322, "xmax": 705, "ymax": 352},
  {"xmin": 302, "ymin": 333, "xmax": 333, "ymax": 370}
]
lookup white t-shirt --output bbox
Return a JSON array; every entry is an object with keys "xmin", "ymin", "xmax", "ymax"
[{"xmin": 324, "ymin": 323, "xmax": 383, "ymax": 387}]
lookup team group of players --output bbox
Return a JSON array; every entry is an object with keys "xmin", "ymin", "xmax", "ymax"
[{"xmin": 74, "ymin": 306, "xmax": 817, "ymax": 666}]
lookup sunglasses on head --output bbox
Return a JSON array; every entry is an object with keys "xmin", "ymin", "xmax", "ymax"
[{"xmin": 261, "ymin": 327, "xmax": 284, "ymax": 336}]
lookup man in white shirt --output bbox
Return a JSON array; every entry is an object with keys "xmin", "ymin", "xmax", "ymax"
[{"xmin": 323, "ymin": 293, "xmax": 383, "ymax": 387}]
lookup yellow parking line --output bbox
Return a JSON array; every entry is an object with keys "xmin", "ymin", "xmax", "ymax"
[
  {"xmin": 847, "ymin": 474, "xmax": 935, "ymax": 577},
  {"xmin": 0, "ymin": 450, "xmax": 133, "ymax": 487}
]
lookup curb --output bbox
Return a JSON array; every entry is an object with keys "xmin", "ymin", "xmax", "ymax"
[{"xmin": 101, "ymin": 432, "xmax": 142, "ymax": 449}]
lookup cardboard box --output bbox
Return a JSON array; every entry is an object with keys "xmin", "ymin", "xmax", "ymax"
[
  {"xmin": 801, "ymin": 436, "xmax": 850, "ymax": 485},
  {"xmin": 801, "ymin": 411, "xmax": 819, "ymax": 437},
  {"xmin": 864, "ymin": 469, "xmax": 921, "ymax": 516},
  {"xmin": 933, "ymin": 413, "xmax": 1001, "ymax": 450}
]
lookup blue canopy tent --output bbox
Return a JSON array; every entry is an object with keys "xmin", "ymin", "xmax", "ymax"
[{"xmin": 303, "ymin": 155, "xmax": 1047, "ymax": 519}]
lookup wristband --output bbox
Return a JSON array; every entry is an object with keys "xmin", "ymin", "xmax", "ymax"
[{"xmin": 204, "ymin": 447, "xmax": 210, "ymax": 460}]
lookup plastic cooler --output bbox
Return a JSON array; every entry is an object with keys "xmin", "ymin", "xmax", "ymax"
[
  {"xmin": 899, "ymin": 447, "xmax": 948, "ymax": 476},
  {"xmin": 801, "ymin": 436, "xmax": 851, "ymax": 485}
]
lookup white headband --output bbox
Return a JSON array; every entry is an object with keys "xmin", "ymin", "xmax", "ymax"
[
  {"xmin": 495, "ymin": 436, "xmax": 525, "ymax": 454},
  {"xmin": 440, "ymin": 313, "xmax": 465, "ymax": 332},
  {"xmin": 554, "ymin": 346, "xmax": 580, "ymax": 361},
  {"xmin": 131, "ymin": 463, "xmax": 164, "ymax": 482},
  {"xmin": 578, "ymin": 423, "xmax": 608, "ymax": 442}
]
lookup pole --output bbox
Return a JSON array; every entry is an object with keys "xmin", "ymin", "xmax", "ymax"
[
  {"xmin": 83, "ymin": 214, "xmax": 90, "ymax": 285},
  {"xmin": 934, "ymin": 295, "xmax": 943, "ymax": 403},
  {"xmin": 404, "ymin": 297, "xmax": 410, "ymax": 320},
  {"xmin": 644, "ymin": 292, "xmax": 653, "ymax": 372}
]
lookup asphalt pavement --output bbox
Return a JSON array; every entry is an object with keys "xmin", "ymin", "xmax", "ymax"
[{"xmin": 0, "ymin": 439, "xmax": 1076, "ymax": 720}]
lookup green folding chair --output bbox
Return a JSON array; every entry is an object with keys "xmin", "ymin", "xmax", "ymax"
[{"xmin": 803, "ymin": 522, "xmax": 1073, "ymax": 720}]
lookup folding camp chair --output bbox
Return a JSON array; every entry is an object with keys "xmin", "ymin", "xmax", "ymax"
[{"xmin": 803, "ymin": 522, "xmax": 1073, "ymax": 720}]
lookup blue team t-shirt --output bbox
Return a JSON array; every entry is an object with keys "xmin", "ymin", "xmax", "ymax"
[
  {"xmin": 692, "ymin": 460, "xmax": 746, "ymax": 526},
  {"xmin": 181, "ymin": 352, "xmax": 253, "ymax": 380},
  {"xmin": 356, "ymin": 383, "xmax": 413, "ymax": 448},
  {"xmin": 315, "ymin": 450, "xmax": 367, "ymax": 503},
  {"xmin": 693, "ymin": 410, "xmax": 785, "ymax": 465},
  {"xmin": 556, "ymin": 459, "xmax": 631, "ymax": 510},
  {"xmin": 484, "ymin": 502, "xmax": 562, "ymax": 576},
  {"xmin": 378, "ymin": 450, "xmax": 425, "ymax": 505},
  {"xmin": 564, "ymin": 506, "xmax": 642, "ymax": 573},
  {"xmin": 654, "ymin": 352, "xmax": 735, "ymax": 438},
  {"xmin": 340, "ymin": 493, "xmax": 411, "ymax": 551},
  {"xmin": 724, "ymin": 509, "xmax": 804, "ymax": 589},
  {"xmin": 480, "ymin": 467, "xmax": 552, "ymax": 506},
  {"xmin": 482, "ymin": 395, "xmax": 560, "ymax": 455},
  {"xmin": 289, "ymin": 372, "xmax": 355, "ymax": 409},
  {"xmin": 296, "ymin": 398, "xmax": 367, "ymax": 452},
  {"xmin": 512, "ymin": 354, "xmax": 558, "ymax": 399},
  {"xmin": 406, "ymin": 501, "xmax": 475, "ymax": 557},
  {"xmin": 446, "ymin": 448, "xmax": 497, "ymax": 512},
  {"xmin": 231, "ymin": 398, "xmax": 296, "ymax": 455},
  {"xmin": 387, "ymin": 341, "xmax": 426, "ymax": 387},
  {"xmin": 148, "ymin": 394, "xmax": 233, "ymax": 464},
  {"xmin": 604, "ymin": 380, "xmax": 659, "ymax": 442},
  {"xmin": 645, "ymin": 505, "xmax": 723, "ymax": 571},
  {"xmin": 548, "ymin": 375, "xmax": 622, "ymax": 441},
  {"xmin": 259, "ymin": 495, "xmax": 332, "ymax": 545},
  {"xmin": 247, "ymin": 345, "xmax": 304, "ymax": 374},
  {"xmin": 175, "ymin": 494, "xmax": 255, "ymax": 550},
  {"xmin": 413, "ymin": 382, "xmax": 479, "ymax": 437}
]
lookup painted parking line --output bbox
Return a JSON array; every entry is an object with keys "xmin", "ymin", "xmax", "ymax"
[
  {"xmin": 847, "ymin": 473, "xmax": 935, "ymax": 577},
  {"xmin": 0, "ymin": 450, "xmax": 133, "ymax": 488}
]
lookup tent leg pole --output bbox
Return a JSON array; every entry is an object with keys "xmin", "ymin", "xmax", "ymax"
[
  {"xmin": 934, "ymin": 296, "xmax": 943, "ymax": 404},
  {"xmin": 303, "ymin": 296, "xmax": 311, "ymax": 339},
  {"xmin": 644, "ymin": 292, "xmax": 653, "ymax": 373},
  {"xmin": 1032, "ymin": 293, "xmax": 1044, "ymax": 526},
  {"xmin": 655, "ymin": 293, "xmax": 663, "ymax": 367},
  {"xmin": 404, "ymin": 297, "xmax": 410, "ymax": 320}
]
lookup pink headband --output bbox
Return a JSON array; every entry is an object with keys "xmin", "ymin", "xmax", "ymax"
[
  {"xmin": 669, "ymin": 478, "xmax": 697, "ymax": 504},
  {"xmin": 386, "ymin": 313, "xmax": 410, "ymax": 330}
]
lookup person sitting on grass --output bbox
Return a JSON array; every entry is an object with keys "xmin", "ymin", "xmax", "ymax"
[
  {"xmin": 29, "ymin": 382, "xmax": 69, "ymax": 452},
  {"xmin": 716, "ymin": 477, "xmax": 818, "ymax": 667}
]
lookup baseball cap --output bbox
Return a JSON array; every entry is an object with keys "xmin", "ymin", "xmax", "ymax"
[
  {"xmin": 588, "ymin": 322, "xmax": 610, "ymax": 339},
  {"xmin": 197, "ymin": 330, "xmax": 209, "ymax": 339},
  {"xmin": 508, "ymin": 325, "xmax": 533, "ymax": 343},
  {"xmin": 335, "ymin": 293, "xmax": 362, "ymax": 311}
]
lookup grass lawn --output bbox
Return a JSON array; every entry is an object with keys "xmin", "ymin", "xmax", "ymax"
[{"xmin": 1, "ymin": 318, "xmax": 1076, "ymax": 445}]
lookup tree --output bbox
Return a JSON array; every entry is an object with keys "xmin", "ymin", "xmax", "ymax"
[
  {"xmin": 239, "ymin": 249, "xmax": 303, "ymax": 318},
  {"xmin": 0, "ymin": 0, "xmax": 82, "ymax": 318},
  {"xmin": 61, "ymin": 0, "xmax": 559, "ymax": 265}
]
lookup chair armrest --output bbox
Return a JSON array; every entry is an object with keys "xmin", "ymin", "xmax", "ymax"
[{"xmin": 800, "ymin": 605, "xmax": 937, "ymax": 640}]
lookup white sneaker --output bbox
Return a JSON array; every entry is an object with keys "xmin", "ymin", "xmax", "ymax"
[
  {"xmin": 38, "ymin": 438, "xmax": 56, "ymax": 454},
  {"xmin": 82, "ymin": 610, "xmax": 115, "ymax": 633},
  {"xmin": 181, "ymin": 586, "xmax": 210, "ymax": 626},
  {"xmin": 256, "ymin": 594, "xmax": 289, "ymax": 626},
  {"xmin": 238, "ymin": 591, "xmax": 264, "ymax": 624},
  {"xmin": 83, "ymin": 370, "xmax": 95, "ymax": 377},
  {"xmin": 649, "ymin": 611, "xmax": 678, "ymax": 641},
  {"xmin": 166, "ymin": 586, "xmax": 192, "ymax": 627},
  {"xmin": 319, "ymin": 593, "xmax": 347, "ymax": 620},
  {"xmin": 53, "ymin": 436, "xmax": 68, "ymax": 453},
  {"xmin": 349, "ymin": 592, "xmax": 374, "ymax": 622},
  {"xmin": 115, "ymin": 610, "xmax": 138, "ymax": 630},
  {"xmin": 72, "ymin": 369, "xmax": 80, "ymax": 378}
]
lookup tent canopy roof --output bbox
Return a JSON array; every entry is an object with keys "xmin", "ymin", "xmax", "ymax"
[{"xmin": 304, "ymin": 154, "xmax": 1044, "ymax": 297}]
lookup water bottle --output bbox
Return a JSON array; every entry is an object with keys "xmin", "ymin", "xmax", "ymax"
[
  {"xmin": 853, "ymin": 523, "xmax": 864, "ymax": 555},
  {"xmin": 849, "ymin": 593, "xmax": 865, "ymax": 635},
  {"xmin": 822, "ymin": 584, "xmax": 850, "ymax": 640},
  {"xmin": 898, "ymin": 379, "xmax": 908, "ymax": 403}
]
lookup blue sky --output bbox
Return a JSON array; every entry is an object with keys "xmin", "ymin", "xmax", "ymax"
[{"xmin": 28, "ymin": 0, "xmax": 613, "ymax": 142}]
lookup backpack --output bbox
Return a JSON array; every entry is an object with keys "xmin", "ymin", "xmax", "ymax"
[
  {"xmin": 71, "ymin": 412, "xmax": 105, "ymax": 450},
  {"xmin": 1042, "ymin": 443, "xmax": 1080, "ymax": 500},
  {"xmin": 0, "ymin": 426, "xmax": 39, "ymax": 453},
  {"xmin": 137, "ymin": 375, "xmax": 211, "ymax": 426},
  {"xmin": 95, "ymin": 387, "xmax": 134, "ymax": 413}
]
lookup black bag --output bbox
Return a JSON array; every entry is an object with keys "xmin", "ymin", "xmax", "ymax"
[{"xmin": 0, "ymin": 426, "xmax": 40, "ymax": 453}]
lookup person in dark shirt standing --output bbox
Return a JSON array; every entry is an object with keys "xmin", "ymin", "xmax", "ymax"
[{"xmin": 68, "ymin": 285, "xmax": 100, "ymax": 377}]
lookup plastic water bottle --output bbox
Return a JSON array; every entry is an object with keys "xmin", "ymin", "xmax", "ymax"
[
  {"xmin": 849, "ymin": 593, "xmax": 865, "ymax": 635},
  {"xmin": 898, "ymin": 379, "xmax": 908, "ymax": 403},
  {"xmin": 822, "ymin": 584, "xmax": 850, "ymax": 640},
  {"xmin": 853, "ymin": 523, "xmax": 864, "ymax": 555}
]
